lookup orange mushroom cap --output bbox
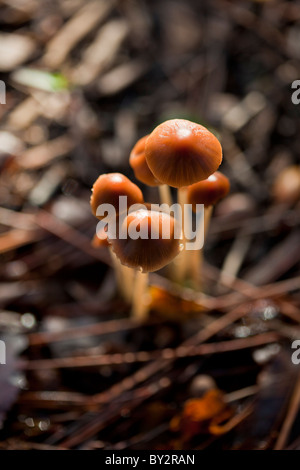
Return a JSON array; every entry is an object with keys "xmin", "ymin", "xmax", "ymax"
[
  {"xmin": 90, "ymin": 173, "xmax": 144, "ymax": 219},
  {"xmin": 129, "ymin": 135, "xmax": 160, "ymax": 186},
  {"xmin": 145, "ymin": 119, "xmax": 222, "ymax": 188},
  {"xmin": 107, "ymin": 208, "xmax": 181, "ymax": 272},
  {"xmin": 187, "ymin": 171, "xmax": 230, "ymax": 210}
]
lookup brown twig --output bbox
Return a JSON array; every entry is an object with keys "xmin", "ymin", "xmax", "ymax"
[{"xmin": 274, "ymin": 375, "xmax": 300, "ymax": 450}]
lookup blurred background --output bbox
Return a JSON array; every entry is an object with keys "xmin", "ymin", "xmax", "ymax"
[{"xmin": 0, "ymin": 0, "xmax": 299, "ymax": 450}]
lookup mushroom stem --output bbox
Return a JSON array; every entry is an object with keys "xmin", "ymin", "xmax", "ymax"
[
  {"xmin": 158, "ymin": 184, "xmax": 172, "ymax": 207},
  {"xmin": 189, "ymin": 205, "xmax": 213, "ymax": 288},
  {"xmin": 172, "ymin": 187, "xmax": 188, "ymax": 283},
  {"xmin": 109, "ymin": 247, "xmax": 134, "ymax": 304},
  {"xmin": 131, "ymin": 270, "xmax": 149, "ymax": 321},
  {"xmin": 204, "ymin": 205, "xmax": 213, "ymax": 237}
]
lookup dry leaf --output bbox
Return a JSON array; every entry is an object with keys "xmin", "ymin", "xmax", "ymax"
[{"xmin": 170, "ymin": 389, "xmax": 234, "ymax": 440}]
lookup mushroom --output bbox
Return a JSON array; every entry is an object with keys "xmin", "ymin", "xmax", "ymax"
[
  {"xmin": 108, "ymin": 208, "xmax": 181, "ymax": 272},
  {"xmin": 90, "ymin": 172, "xmax": 144, "ymax": 220},
  {"xmin": 186, "ymin": 171, "xmax": 230, "ymax": 285},
  {"xmin": 187, "ymin": 171, "xmax": 230, "ymax": 213},
  {"xmin": 145, "ymin": 119, "xmax": 223, "ymax": 283},
  {"xmin": 107, "ymin": 207, "xmax": 182, "ymax": 320},
  {"xmin": 129, "ymin": 135, "xmax": 172, "ymax": 206},
  {"xmin": 145, "ymin": 119, "xmax": 222, "ymax": 188},
  {"xmin": 90, "ymin": 172, "xmax": 144, "ymax": 303}
]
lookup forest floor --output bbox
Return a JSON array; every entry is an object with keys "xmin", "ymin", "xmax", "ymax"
[{"xmin": 0, "ymin": 0, "xmax": 299, "ymax": 450}]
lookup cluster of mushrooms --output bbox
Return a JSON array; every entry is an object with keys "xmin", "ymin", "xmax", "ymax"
[{"xmin": 90, "ymin": 119, "xmax": 230, "ymax": 320}]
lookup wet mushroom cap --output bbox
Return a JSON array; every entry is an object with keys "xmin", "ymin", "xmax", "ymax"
[
  {"xmin": 129, "ymin": 135, "xmax": 160, "ymax": 186},
  {"xmin": 107, "ymin": 209, "xmax": 181, "ymax": 272},
  {"xmin": 145, "ymin": 119, "xmax": 222, "ymax": 188},
  {"xmin": 187, "ymin": 171, "xmax": 230, "ymax": 210},
  {"xmin": 90, "ymin": 173, "xmax": 144, "ymax": 219}
]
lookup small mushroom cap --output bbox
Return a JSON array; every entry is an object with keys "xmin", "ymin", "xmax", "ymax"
[
  {"xmin": 145, "ymin": 119, "xmax": 222, "ymax": 188},
  {"xmin": 90, "ymin": 173, "xmax": 144, "ymax": 219},
  {"xmin": 129, "ymin": 135, "xmax": 160, "ymax": 186},
  {"xmin": 272, "ymin": 165, "xmax": 300, "ymax": 204},
  {"xmin": 107, "ymin": 209, "xmax": 181, "ymax": 272},
  {"xmin": 187, "ymin": 171, "xmax": 230, "ymax": 210}
]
